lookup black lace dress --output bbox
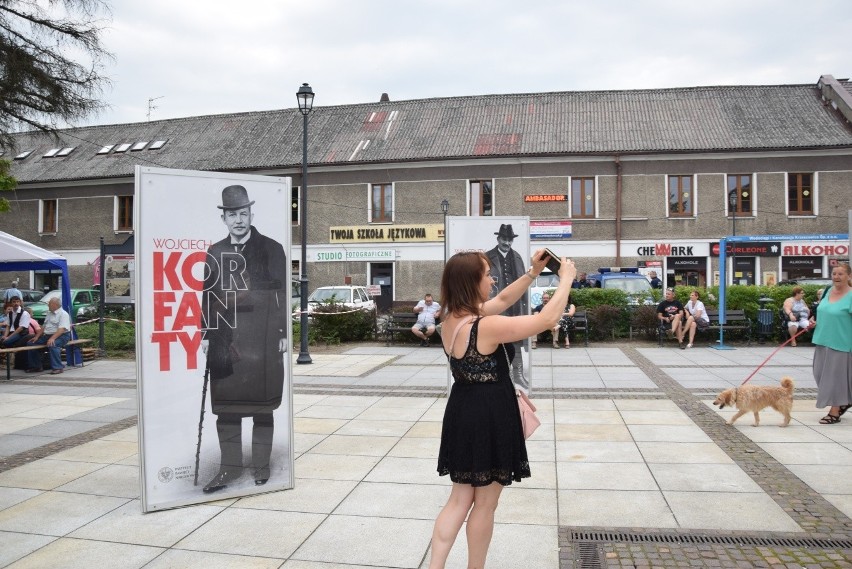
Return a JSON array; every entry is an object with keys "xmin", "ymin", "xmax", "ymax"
[{"xmin": 437, "ymin": 318, "xmax": 531, "ymax": 486}]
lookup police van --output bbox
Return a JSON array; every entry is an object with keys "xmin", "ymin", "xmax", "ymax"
[{"xmin": 586, "ymin": 267, "xmax": 654, "ymax": 305}]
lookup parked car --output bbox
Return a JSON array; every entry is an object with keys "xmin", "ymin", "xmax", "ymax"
[
  {"xmin": 776, "ymin": 277, "xmax": 832, "ymax": 286},
  {"xmin": 297, "ymin": 285, "xmax": 376, "ymax": 316},
  {"xmin": 586, "ymin": 267, "xmax": 654, "ymax": 305},
  {"xmin": 529, "ymin": 271, "xmax": 561, "ymax": 307},
  {"xmin": 291, "ymin": 279, "xmax": 302, "ymax": 308},
  {"xmin": 0, "ymin": 289, "xmax": 45, "ymax": 303},
  {"xmin": 28, "ymin": 289, "xmax": 100, "ymax": 323}
]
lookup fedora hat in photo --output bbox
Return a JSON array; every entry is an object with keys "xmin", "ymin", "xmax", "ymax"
[
  {"xmin": 494, "ymin": 224, "xmax": 519, "ymax": 239},
  {"xmin": 217, "ymin": 185, "xmax": 255, "ymax": 210}
]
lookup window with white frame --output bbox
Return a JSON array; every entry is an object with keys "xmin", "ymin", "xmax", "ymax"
[
  {"xmin": 787, "ymin": 173, "xmax": 814, "ymax": 215},
  {"xmin": 570, "ymin": 177, "xmax": 595, "ymax": 218},
  {"xmin": 726, "ymin": 174, "xmax": 752, "ymax": 216},
  {"xmin": 370, "ymin": 183, "xmax": 393, "ymax": 222},
  {"xmin": 115, "ymin": 196, "xmax": 133, "ymax": 231},
  {"xmin": 667, "ymin": 175, "xmax": 694, "ymax": 217},
  {"xmin": 40, "ymin": 199, "xmax": 58, "ymax": 233},
  {"xmin": 469, "ymin": 180, "xmax": 493, "ymax": 216}
]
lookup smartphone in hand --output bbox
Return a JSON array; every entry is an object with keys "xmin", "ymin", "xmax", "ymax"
[{"xmin": 543, "ymin": 248, "xmax": 561, "ymax": 273}]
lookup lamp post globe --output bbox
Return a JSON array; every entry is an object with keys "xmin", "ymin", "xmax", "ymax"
[{"xmin": 297, "ymin": 83, "xmax": 314, "ymax": 364}]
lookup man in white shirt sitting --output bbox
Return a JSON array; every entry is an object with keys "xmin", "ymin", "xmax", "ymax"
[
  {"xmin": 412, "ymin": 294, "xmax": 441, "ymax": 347},
  {"xmin": 26, "ymin": 297, "xmax": 72, "ymax": 374}
]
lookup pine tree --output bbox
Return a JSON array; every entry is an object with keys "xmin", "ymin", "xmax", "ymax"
[{"xmin": 0, "ymin": 0, "xmax": 112, "ymax": 150}]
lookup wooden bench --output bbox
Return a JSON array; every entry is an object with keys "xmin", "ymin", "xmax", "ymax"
[
  {"xmin": 384, "ymin": 312, "xmax": 442, "ymax": 346},
  {"xmin": 658, "ymin": 309, "xmax": 752, "ymax": 346},
  {"xmin": 533, "ymin": 311, "xmax": 590, "ymax": 348},
  {"xmin": 0, "ymin": 338, "xmax": 93, "ymax": 380},
  {"xmin": 571, "ymin": 311, "xmax": 590, "ymax": 347},
  {"xmin": 703, "ymin": 309, "xmax": 752, "ymax": 345}
]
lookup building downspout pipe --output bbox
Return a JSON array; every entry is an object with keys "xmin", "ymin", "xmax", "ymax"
[{"xmin": 615, "ymin": 155, "xmax": 622, "ymax": 265}]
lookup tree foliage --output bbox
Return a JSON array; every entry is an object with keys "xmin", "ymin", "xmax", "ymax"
[
  {"xmin": 0, "ymin": 158, "xmax": 15, "ymax": 212},
  {"xmin": 0, "ymin": 0, "xmax": 112, "ymax": 150}
]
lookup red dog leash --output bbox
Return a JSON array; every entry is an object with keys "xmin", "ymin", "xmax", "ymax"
[{"xmin": 739, "ymin": 327, "xmax": 810, "ymax": 386}]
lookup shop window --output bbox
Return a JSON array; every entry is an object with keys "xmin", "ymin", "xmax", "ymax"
[
  {"xmin": 292, "ymin": 186, "xmax": 300, "ymax": 226},
  {"xmin": 727, "ymin": 174, "xmax": 752, "ymax": 216},
  {"xmin": 787, "ymin": 173, "xmax": 813, "ymax": 215},
  {"xmin": 571, "ymin": 177, "xmax": 595, "ymax": 219},
  {"xmin": 370, "ymin": 183, "xmax": 393, "ymax": 222},
  {"xmin": 115, "ymin": 196, "xmax": 133, "ymax": 231},
  {"xmin": 469, "ymin": 180, "xmax": 493, "ymax": 216},
  {"xmin": 40, "ymin": 199, "xmax": 57, "ymax": 233},
  {"xmin": 668, "ymin": 175, "xmax": 693, "ymax": 217}
]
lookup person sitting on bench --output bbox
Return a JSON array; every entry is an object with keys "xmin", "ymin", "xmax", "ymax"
[
  {"xmin": 2, "ymin": 296, "xmax": 33, "ymax": 348},
  {"xmin": 783, "ymin": 286, "xmax": 811, "ymax": 347},
  {"xmin": 657, "ymin": 288, "xmax": 686, "ymax": 348},
  {"xmin": 412, "ymin": 294, "xmax": 441, "ymax": 347},
  {"xmin": 26, "ymin": 297, "xmax": 71, "ymax": 374}
]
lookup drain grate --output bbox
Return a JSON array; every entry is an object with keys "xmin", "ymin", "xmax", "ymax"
[
  {"xmin": 574, "ymin": 542, "xmax": 603, "ymax": 569},
  {"xmin": 571, "ymin": 529, "xmax": 852, "ymax": 550}
]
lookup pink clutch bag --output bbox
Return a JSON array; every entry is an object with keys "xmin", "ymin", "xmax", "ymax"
[{"xmin": 517, "ymin": 390, "xmax": 541, "ymax": 439}]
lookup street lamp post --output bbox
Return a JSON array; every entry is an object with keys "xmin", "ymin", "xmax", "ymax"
[
  {"xmin": 728, "ymin": 189, "xmax": 737, "ymax": 286},
  {"xmin": 296, "ymin": 83, "xmax": 314, "ymax": 365},
  {"xmin": 440, "ymin": 199, "xmax": 449, "ymax": 264}
]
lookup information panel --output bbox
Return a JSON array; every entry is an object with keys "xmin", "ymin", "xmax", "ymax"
[
  {"xmin": 135, "ymin": 167, "xmax": 293, "ymax": 512},
  {"xmin": 446, "ymin": 216, "xmax": 533, "ymax": 393}
]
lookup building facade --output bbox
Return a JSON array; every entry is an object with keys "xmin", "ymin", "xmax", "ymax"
[{"xmin": 2, "ymin": 75, "xmax": 851, "ymax": 306}]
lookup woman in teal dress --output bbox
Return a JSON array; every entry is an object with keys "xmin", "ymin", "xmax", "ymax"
[{"xmin": 812, "ymin": 263, "xmax": 852, "ymax": 424}]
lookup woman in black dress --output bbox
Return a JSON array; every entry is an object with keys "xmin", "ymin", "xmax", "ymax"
[{"xmin": 429, "ymin": 250, "xmax": 575, "ymax": 569}]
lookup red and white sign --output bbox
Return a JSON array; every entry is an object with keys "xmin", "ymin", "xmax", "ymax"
[{"xmin": 782, "ymin": 244, "xmax": 848, "ymax": 256}]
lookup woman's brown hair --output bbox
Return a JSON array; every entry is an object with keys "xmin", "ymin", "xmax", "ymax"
[
  {"xmin": 791, "ymin": 286, "xmax": 804, "ymax": 296},
  {"xmin": 440, "ymin": 251, "xmax": 489, "ymax": 317}
]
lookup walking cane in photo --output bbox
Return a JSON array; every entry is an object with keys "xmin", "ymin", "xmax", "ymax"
[{"xmin": 193, "ymin": 363, "xmax": 210, "ymax": 486}]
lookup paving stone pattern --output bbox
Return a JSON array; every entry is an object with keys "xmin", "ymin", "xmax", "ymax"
[{"xmin": 559, "ymin": 347, "xmax": 852, "ymax": 568}]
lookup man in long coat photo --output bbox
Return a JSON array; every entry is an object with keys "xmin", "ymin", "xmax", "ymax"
[
  {"xmin": 201, "ymin": 184, "xmax": 288, "ymax": 493},
  {"xmin": 486, "ymin": 223, "xmax": 529, "ymax": 388}
]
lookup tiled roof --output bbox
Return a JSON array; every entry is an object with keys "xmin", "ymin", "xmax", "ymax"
[{"xmin": 7, "ymin": 81, "xmax": 852, "ymax": 184}]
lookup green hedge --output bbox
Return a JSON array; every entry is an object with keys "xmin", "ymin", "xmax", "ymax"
[
  {"xmin": 297, "ymin": 303, "xmax": 377, "ymax": 345},
  {"xmin": 544, "ymin": 284, "xmax": 830, "ymax": 342},
  {"xmin": 74, "ymin": 319, "xmax": 136, "ymax": 354}
]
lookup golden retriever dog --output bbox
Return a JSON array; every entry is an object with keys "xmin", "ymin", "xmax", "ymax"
[{"xmin": 712, "ymin": 377, "xmax": 794, "ymax": 427}]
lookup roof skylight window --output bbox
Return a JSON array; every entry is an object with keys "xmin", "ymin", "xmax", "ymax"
[
  {"xmin": 14, "ymin": 150, "xmax": 33, "ymax": 160},
  {"xmin": 57, "ymin": 147, "xmax": 75, "ymax": 156},
  {"xmin": 131, "ymin": 141, "xmax": 148, "ymax": 151},
  {"xmin": 97, "ymin": 145, "xmax": 114, "ymax": 154},
  {"xmin": 149, "ymin": 140, "xmax": 167, "ymax": 150},
  {"xmin": 43, "ymin": 148, "xmax": 60, "ymax": 157},
  {"xmin": 114, "ymin": 143, "xmax": 132, "ymax": 152}
]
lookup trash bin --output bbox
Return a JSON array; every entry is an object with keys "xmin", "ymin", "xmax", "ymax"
[{"xmin": 756, "ymin": 296, "xmax": 774, "ymax": 344}]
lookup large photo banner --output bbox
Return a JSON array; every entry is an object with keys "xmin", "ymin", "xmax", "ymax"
[
  {"xmin": 135, "ymin": 166, "xmax": 294, "ymax": 512},
  {"xmin": 446, "ymin": 217, "xmax": 533, "ymax": 393}
]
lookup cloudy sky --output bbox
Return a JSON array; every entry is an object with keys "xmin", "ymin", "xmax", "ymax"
[{"xmin": 86, "ymin": 0, "xmax": 849, "ymax": 126}]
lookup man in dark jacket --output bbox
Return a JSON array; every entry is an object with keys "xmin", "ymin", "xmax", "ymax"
[
  {"xmin": 201, "ymin": 185, "xmax": 288, "ymax": 493},
  {"xmin": 486, "ymin": 223, "xmax": 529, "ymax": 388}
]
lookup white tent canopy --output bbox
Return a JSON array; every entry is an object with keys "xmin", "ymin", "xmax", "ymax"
[
  {"xmin": 0, "ymin": 230, "xmax": 73, "ymax": 314},
  {"xmin": 0, "ymin": 230, "xmax": 67, "ymax": 263}
]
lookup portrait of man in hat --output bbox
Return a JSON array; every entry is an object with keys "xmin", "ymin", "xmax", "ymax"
[
  {"xmin": 486, "ymin": 223, "xmax": 529, "ymax": 388},
  {"xmin": 200, "ymin": 184, "xmax": 288, "ymax": 493}
]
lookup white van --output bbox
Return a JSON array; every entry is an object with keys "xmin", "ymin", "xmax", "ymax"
[
  {"xmin": 299, "ymin": 285, "xmax": 376, "ymax": 315},
  {"xmin": 529, "ymin": 272, "xmax": 561, "ymax": 308}
]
